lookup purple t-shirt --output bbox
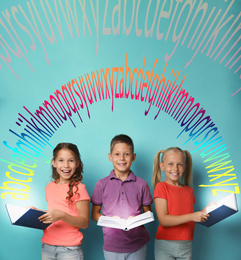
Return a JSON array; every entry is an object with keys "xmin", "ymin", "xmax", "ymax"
[{"xmin": 91, "ymin": 170, "xmax": 153, "ymax": 253}]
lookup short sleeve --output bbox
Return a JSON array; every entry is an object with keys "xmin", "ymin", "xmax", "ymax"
[
  {"xmin": 142, "ymin": 181, "xmax": 153, "ymax": 206},
  {"xmin": 74, "ymin": 183, "xmax": 90, "ymax": 202},
  {"xmin": 154, "ymin": 182, "xmax": 167, "ymax": 200},
  {"xmin": 91, "ymin": 180, "xmax": 103, "ymax": 205}
]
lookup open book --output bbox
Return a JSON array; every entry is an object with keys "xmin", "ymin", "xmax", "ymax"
[
  {"xmin": 97, "ymin": 211, "xmax": 154, "ymax": 231},
  {"xmin": 5, "ymin": 204, "xmax": 50, "ymax": 230},
  {"xmin": 200, "ymin": 193, "xmax": 238, "ymax": 227}
]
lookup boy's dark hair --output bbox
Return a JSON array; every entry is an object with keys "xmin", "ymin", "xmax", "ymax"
[{"xmin": 110, "ymin": 134, "xmax": 134, "ymax": 153}]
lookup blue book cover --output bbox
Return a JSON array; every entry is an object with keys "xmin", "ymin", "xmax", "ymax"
[
  {"xmin": 6, "ymin": 204, "xmax": 50, "ymax": 230},
  {"xmin": 200, "ymin": 193, "xmax": 238, "ymax": 227}
]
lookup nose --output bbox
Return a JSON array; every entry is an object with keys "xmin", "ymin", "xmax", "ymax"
[
  {"xmin": 64, "ymin": 161, "xmax": 69, "ymax": 167},
  {"xmin": 172, "ymin": 164, "xmax": 178, "ymax": 171}
]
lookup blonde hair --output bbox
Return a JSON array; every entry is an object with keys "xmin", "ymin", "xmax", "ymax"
[{"xmin": 152, "ymin": 147, "xmax": 193, "ymax": 188}]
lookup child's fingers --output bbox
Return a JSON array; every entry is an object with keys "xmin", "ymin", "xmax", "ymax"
[
  {"xmin": 201, "ymin": 213, "xmax": 209, "ymax": 222},
  {"xmin": 127, "ymin": 215, "xmax": 135, "ymax": 219},
  {"xmin": 39, "ymin": 213, "xmax": 49, "ymax": 222},
  {"xmin": 39, "ymin": 216, "xmax": 52, "ymax": 223},
  {"xmin": 203, "ymin": 213, "xmax": 209, "ymax": 219}
]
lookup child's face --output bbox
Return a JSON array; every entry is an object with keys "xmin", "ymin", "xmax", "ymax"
[
  {"xmin": 160, "ymin": 150, "xmax": 186, "ymax": 186},
  {"xmin": 52, "ymin": 148, "xmax": 79, "ymax": 184},
  {"xmin": 108, "ymin": 142, "xmax": 136, "ymax": 177}
]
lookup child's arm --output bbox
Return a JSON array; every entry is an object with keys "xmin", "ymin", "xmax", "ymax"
[
  {"xmin": 155, "ymin": 198, "xmax": 209, "ymax": 226},
  {"xmin": 39, "ymin": 200, "xmax": 89, "ymax": 229},
  {"xmin": 127, "ymin": 205, "xmax": 152, "ymax": 219},
  {"xmin": 142, "ymin": 205, "xmax": 152, "ymax": 213},
  {"xmin": 91, "ymin": 204, "xmax": 102, "ymax": 222}
]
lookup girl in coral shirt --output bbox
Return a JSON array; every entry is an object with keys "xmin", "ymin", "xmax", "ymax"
[{"xmin": 39, "ymin": 143, "xmax": 90, "ymax": 260}]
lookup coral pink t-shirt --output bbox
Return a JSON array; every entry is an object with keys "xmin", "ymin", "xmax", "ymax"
[
  {"xmin": 41, "ymin": 181, "xmax": 90, "ymax": 246},
  {"xmin": 154, "ymin": 181, "xmax": 195, "ymax": 241}
]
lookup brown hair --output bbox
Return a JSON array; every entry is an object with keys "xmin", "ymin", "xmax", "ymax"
[
  {"xmin": 52, "ymin": 143, "xmax": 83, "ymax": 204},
  {"xmin": 110, "ymin": 134, "xmax": 134, "ymax": 154},
  {"xmin": 152, "ymin": 147, "xmax": 193, "ymax": 188}
]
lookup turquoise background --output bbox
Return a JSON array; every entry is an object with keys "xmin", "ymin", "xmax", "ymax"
[{"xmin": 0, "ymin": 0, "xmax": 240, "ymax": 259}]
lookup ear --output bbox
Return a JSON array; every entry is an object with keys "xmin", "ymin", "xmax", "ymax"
[
  {"xmin": 160, "ymin": 162, "xmax": 164, "ymax": 171},
  {"xmin": 108, "ymin": 153, "xmax": 112, "ymax": 162},
  {"xmin": 76, "ymin": 160, "xmax": 80, "ymax": 167},
  {"xmin": 132, "ymin": 153, "xmax": 136, "ymax": 162},
  {"xmin": 52, "ymin": 159, "xmax": 56, "ymax": 168}
]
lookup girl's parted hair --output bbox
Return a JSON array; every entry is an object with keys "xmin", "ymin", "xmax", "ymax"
[
  {"xmin": 52, "ymin": 142, "xmax": 83, "ymax": 204},
  {"xmin": 152, "ymin": 147, "xmax": 193, "ymax": 188}
]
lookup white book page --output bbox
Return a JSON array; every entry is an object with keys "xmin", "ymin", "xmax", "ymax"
[
  {"xmin": 125, "ymin": 211, "xmax": 154, "ymax": 229},
  {"xmin": 126, "ymin": 211, "xmax": 153, "ymax": 226},
  {"xmin": 98, "ymin": 216, "xmax": 126, "ymax": 229},
  {"xmin": 127, "ymin": 217, "xmax": 153, "ymax": 230},
  {"xmin": 6, "ymin": 204, "xmax": 29, "ymax": 223},
  {"xmin": 97, "ymin": 211, "xmax": 154, "ymax": 230},
  {"xmin": 206, "ymin": 194, "xmax": 237, "ymax": 213},
  {"xmin": 222, "ymin": 193, "xmax": 237, "ymax": 211}
]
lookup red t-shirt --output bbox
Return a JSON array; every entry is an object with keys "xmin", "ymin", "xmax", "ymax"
[
  {"xmin": 41, "ymin": 181, "xmax": 90, "ymax": 246},
  {"xmin": 154, "ymin": 181, "xmax": 195, "ymax": 240}
]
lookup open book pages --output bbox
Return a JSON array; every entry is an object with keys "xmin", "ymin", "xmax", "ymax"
[
  {"xmin": 205, "ymin": 193, "xmax": 238, "ymax": 213},
  {"xmin": 5, "ymin": 204, "xmax": 50, "ymax": 230},
  {"xmin": 97, "ymin": 211, "xmax": 154, "ymax": 231},
  {"xmin": 6, "ymin": 204, "xmax": 31, "ymax": 223}
]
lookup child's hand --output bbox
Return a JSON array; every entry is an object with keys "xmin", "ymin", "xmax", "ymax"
[
  {"xmin": 39, "ymin": 209, "xmax": 64, "ymax": 223},
  {"xmin": 202, "ymin": 202, "xmax": 217, "ymax": 213},
  {"xmin": 30, "ymin": 206, "xmax": 38, "ymax": 210},
  {"xmin": 112, "ymin": 216, "xmax": 121, "ymax": 219},
  {"xmin": 26, "ymin": 206, "xmax": 40, "ymax": 210},
  {"xmin": 127, "ymin": 216, "xmax": 135, "ymax": 219},
  {"xmin": 192, "ymin": 211, "xmax": 209, "ymax": 223}
]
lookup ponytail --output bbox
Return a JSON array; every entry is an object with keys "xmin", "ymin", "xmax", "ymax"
[
  {"xmin": 183, "ymin": 150, "xmax": 193, "ymax": 187},
  {"xmin": 152, "ymin": 150, "xmax": 164, "ymax": 188}
]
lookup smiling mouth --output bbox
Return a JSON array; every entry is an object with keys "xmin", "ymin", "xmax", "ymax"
[
  {"xmin": 171, "ymin": 173, "xmax": 179, "ymax": 176},
  {"xmin": 62, "ymin": 170, "xmax": 71, "ymax": 174},
  {"xmin": 118, "ymin": 163, "xmax": 126, "ymax": 166}
]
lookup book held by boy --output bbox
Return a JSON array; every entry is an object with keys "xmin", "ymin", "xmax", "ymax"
[
  {"xmin": 200, "ymin": 193, "xmax": 238, "ymax": 227},
  {"xmin": 97, "ymin": 211, "xmax": 154, "ymax": 231},
  {"xmin": 5, "ymin": 204, "xmax": 50, "ymax": 230}
]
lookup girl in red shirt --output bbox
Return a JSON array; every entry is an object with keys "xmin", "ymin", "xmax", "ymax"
[{"xmin": 152, "ymin": 147, "xmax": 209, "ymax": 260}]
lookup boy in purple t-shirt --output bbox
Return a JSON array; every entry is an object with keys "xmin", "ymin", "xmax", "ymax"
[{"xmin": 91, "ymin": 134, "xmax": 153, "ymax": 260}]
